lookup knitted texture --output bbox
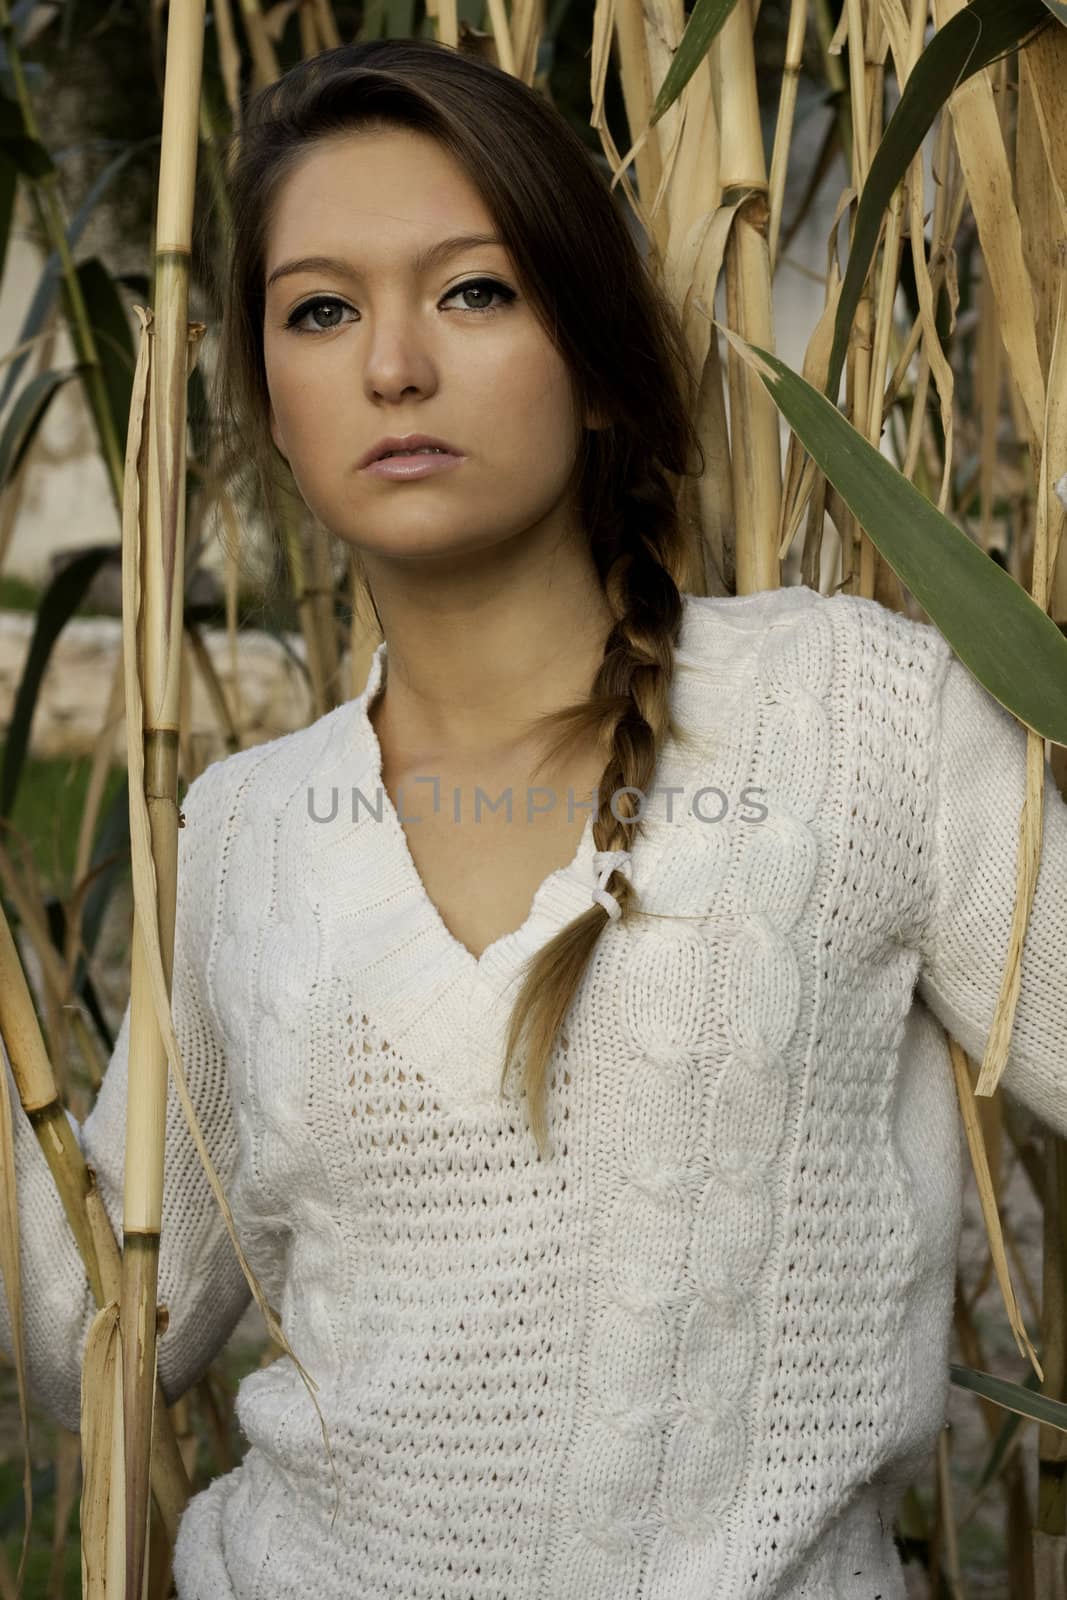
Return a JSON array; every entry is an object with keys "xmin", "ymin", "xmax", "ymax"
[{"xmin": 2, "ymin": 583, "xmax": 1065, "ymax": 1599}]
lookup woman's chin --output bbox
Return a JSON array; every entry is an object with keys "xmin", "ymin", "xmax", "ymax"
[{"xmin": 338, "ymin": 524, "xmax": 522, "ymax": 568}]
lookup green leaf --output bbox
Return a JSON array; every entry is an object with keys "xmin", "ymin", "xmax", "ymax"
[
  {"xmin": 736, "ymin": 337, "xmax": 1067, "ymax": 745},
  {"xmin": 972, "ymin": 1369, "xmax": 1040, "ymax": 1495},
  {"xmin": 75, "ymin": 256, "xmax": 135, "ymax": 469},
  {"xmin": 0, "ymin": 141, "xmax": 144, "ymax": 414},
  {"xmin": 0, "ymin": 153, "xmax": 16, "ymax": 284},
  {"xmin": 0, "ymin": 547, "xmax": 115, "ymax": 820},
  {"xmin": 0, "ymin": 368, "xmax": 79, "ymax": 490},
  {"xmin": 950, "ymin": 1363, "xmax": 1067, "ymax": 1431},
  {"xmin": 650, "ymin": 0, "xmax": 741, "ymax": 126},
  {"xmin": 0, "ymin": 132, "xmax": 54, "ymax": 180},
  {"xmin": 827, "ymin": 0, "xmax": 1051, "ymax": 401},
  {"xmin": 0, "ymin": 86, "xmax": 55, "ymax": 180}
]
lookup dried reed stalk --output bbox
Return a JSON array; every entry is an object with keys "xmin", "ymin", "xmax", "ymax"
[
  {"xmin": 0, "ymin": 901, "xmax": 192, "ymax": 1570},
  {"xmin": 716, "ymin": 0, "xmax": 781, "ymax": 591},
  {"xmin": 115, "ymin": 6, "xmax": 207, "ymax": 1590},
  {"xmin": 974, "ymin": 266, "xmax": 1066, "ymax": 1100},
  {"xmin": 948, "ymin": 1034, "xmax": 1042, "ymax": 1378},
  {"xmin": 112, "ymin": 108, "xmax": 337, "ymax": 1600}
]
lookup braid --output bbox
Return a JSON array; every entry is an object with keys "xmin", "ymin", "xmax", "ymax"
[{"xmin": 497, "ymin": 460, "xmax": 691, "ymax": 1161}]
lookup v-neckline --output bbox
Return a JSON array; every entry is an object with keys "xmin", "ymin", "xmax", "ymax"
[
  {"xmin": 301, "ymin": 585, "xmax": 813, "ymax": 1111},
  {"xmin": 353, "ymin": 638, "xmax": 599, "ymax": 989}
]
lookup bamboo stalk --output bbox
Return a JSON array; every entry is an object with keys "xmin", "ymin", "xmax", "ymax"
[
  {"xmin": 511, "ymin": 0, "xmax": 543, "ymax": 87},
  {"xmin": 861, "ymin": 168, "xmax": 904, "ymax": 598},
  {"xmin": 237, "ymin": 0, "xmax": 280, "ymax": 91},
  {"xmin": 486, "ymin": 0, "xmax": 517, "ymax": 77},
  {"xmin": 0, "ymin": 902, "xmax": 192, "ymax": 1541},
  {"xmin": 902, "ymin": 112, "xmax": 963, "ymax": 514},
  {"xmin": 212, "ymin": 0, "xmax": 243, "ymax": 130},
  {"xmin": 974, "ymin": 264, "xmax": 1065, "ymax": 1102},
  {"xmin": 184, "ymin": 620, "xmax": 243, "ymax": 754},
  {"xmin": 843, "ymin": 0, "xmax": 869, "ymax": 183},
  {"xmin": 299, "ymin": 0, "xmax": 319, "ymax": 59},
  {"xmin": 430, "ymin": 0, "xmax": 459, "ymax": 49},
  {"xmin": 717, "ymin": 0, "xmax": 781, "ymax": 593},
  {"xmin": 948, "ymin": 1033, "xmax": 1042, "ymax": 1378},
  {"xmin": 311, "ymin": 0, "xmax": 341, "ymax": 49},
  {"xmin": 935, "ymin": 1425, "xmax": 966, "ymax": 1600},
  {"xmin": 767, "ymin": 0, "xmax": 809, "ymax": 273},
  {"xmin": 1036, "ymin": 1135, "xmax": 1067, "ymax": 1592},
  {"xmin": 932, "ymin": 0, "xmax": 1044, "ymax": 454},
  {"xmin": 118, "ymin": 6, "xmax": 206, "ymax": 1591},
  {"xmin": 606, "ymin": 0, "xmax": 668, "ymax": 259},
  {"xmin": 0, "ymin": 990, "xmax": 34, "ymax": 1588},
  {"xmin": 116, "ymin": 243, "xmax": 337, "ymax": 1600},
  {"xmin": 0, "ymin": 837, "xmax": 75, "ymax": 1062},
  {"xmin": 976, "ymin": 255, "xmax": 1002, "ymax": 555}
]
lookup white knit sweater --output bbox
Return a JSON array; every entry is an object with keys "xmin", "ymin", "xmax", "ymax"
[{"xmin": 3, "ymin": 583, "xmax": 1066, "ymax": 1599}]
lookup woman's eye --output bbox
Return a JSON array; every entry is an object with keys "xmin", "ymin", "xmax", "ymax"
[
  {"xmin": 284, "ymin": 277, "xmax": 517, "ymax": 335},
  {"xmin": 441, "ymin": 277, "xmax": 516, "ymax": 314},
  {"xmin": 285, "ymin": 297, "xmax": 354, "ymax": 334}
]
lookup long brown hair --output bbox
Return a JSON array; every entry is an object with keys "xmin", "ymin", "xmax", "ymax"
[{"xmin": 207, "ymin": 37, "xmax": 707, "ymax": 1159}]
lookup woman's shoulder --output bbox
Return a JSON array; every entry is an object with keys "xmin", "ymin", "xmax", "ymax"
[
  {"xmin": 677, "ymin": 582, "xmax": 954, "ymax": 697},
  {"xmin": 179, "ymin": 687, "xmax": 367, "ymax": 833}
]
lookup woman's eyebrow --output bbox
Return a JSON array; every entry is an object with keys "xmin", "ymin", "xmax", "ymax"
[{"xmin": 265, "ymin": 232, "xmax": 506, "ymax": 292}]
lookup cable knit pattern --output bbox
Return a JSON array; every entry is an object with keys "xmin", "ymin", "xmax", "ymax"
[{"xmin": 1, "ymin": 583, "xmax": 1065, "ymax": 1599}]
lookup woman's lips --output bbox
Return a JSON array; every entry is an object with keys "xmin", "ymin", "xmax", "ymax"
[{"xmin": 361, "ymin": 451, "xmax": 466, "ymax": 481}]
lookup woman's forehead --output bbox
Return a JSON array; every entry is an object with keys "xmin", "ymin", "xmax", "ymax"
[{"xmin": 264, "ymin": 131, "xmax": 498, "ymax": 270}]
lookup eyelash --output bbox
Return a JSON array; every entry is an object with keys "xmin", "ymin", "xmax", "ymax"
[{"xmin": 283, "ymin": 276, "xmax": 517, "ymax": 335}]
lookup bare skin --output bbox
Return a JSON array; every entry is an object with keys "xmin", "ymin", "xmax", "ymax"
[
  {"xmin": 371, "ymin": 720, "xmax": 608, "ymax": 960},
  {"xmin": 262, "ymin": 125, "xmax": 617, "ymax": 959}
]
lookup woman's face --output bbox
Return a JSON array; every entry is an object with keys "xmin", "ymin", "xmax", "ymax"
[{"xmin": 262, "ymin": 125, "xmax": 589, "ymax": 565}]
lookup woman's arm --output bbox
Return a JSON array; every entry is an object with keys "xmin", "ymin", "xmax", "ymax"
[
  {"xmin": 0, "ymin": 763, "xmax": 252, "ymax": 1435},
  {"xmin": 916, "ymin": 650, "xmax": 1067, "ymax": 1139}
]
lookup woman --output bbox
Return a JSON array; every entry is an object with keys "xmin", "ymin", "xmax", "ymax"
[{"xmin": 4, "ymin": 38, "xmax": 1066, "ymax": 1600}]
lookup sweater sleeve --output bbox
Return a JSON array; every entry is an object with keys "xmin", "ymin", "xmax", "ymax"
[
  {"xmin": 916, "ymin": 650, "xmax": 1067, "ymax": 1139},
  {"xmin": 0, "ymin": 762, "xmax": 252, "ymax": 1435}
]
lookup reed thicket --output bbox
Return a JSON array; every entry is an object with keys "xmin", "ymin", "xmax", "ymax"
[{"xmin": 0, "ymin": 0, "xmax": 1065, "ymax": 1593}]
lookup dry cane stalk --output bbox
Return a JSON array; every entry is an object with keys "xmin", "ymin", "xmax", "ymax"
[
  {"xmin": 947, "ymin": 1034, "xmax": 1042, "ymax": 1379},
  {"xmin": 104, "ymin": 16, "xmax": 338, "ymax": 1587},
  {"xmin": 604, "ymin": 0, "xmax": 668, "ymax": 255},
  {"xmin": 486, "ymin": 0, "xmax": 517, "ymax": 77},
  {"xmin": 716, "ymin": 0, "xmax": 781, "ymax": 593},
  {"xmin": 0, "ymin": 904, "xmax": 193, "ymax": 1586},
  {"xmin": 1019, "ymin": 42, "xmax": 1067, "ymax": 1583},
  {"xmin": 974, "ymin": 265, "xmax": 1066, "ymax": 1100},
  {"xmin": 117, "ymin": 5, "xmax": 206, "ymax": 1592},
  {"xmin": 114, "ymin": 306, "xmax": 337, "ymax": 1583},
  {"xmin": 766, "ymin": 0, "xmax": 808, "ymax": 274},
  {"xmin": 311, "ymin": 0, "xmax": 340, "ymax": 50},
  {"xmin": 934, "ymin": 1425, "xmax": 966, "ymax": 1600},
  {"xmin": 1036, "ymin": 1132, "xmax": 1067, "ymax": 1593},
  {"xmin": 237, "ymin": 0, "xmax": 280, "ymax": 90},
  {"xmin": 503, "ymin": 0, "xmax": 535, "ymax": 87},
  {"xmin": 0, "ymin": 1005, "xmax": 35, "ymax": 1591},
  {"xmin": 933, "ymin": 0, "xmax": 1044, "ymax": 454}
]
